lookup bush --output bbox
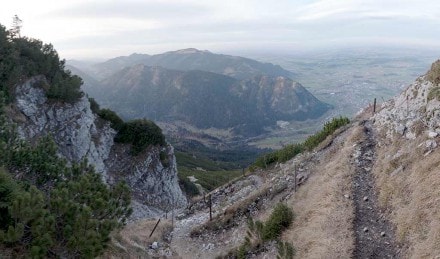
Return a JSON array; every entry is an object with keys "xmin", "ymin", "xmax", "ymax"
[
  {"xmin": 277, "ymin": 241, "xmax": 295, "ymax": 259},
  {"xmin": 98, "ymin": 108, "xmax": 124, "ymax": 130},
  {"xmin": 262, "ymin": 203, "xmax": 294, "ymax": 241},
  {"xmin": 115, "ymin": 119, "xmax": 166, "ymax": 155},
  {"xmin": 227, "ymin": 203, "xmax": 294, "ymax": 258},
  {"xmin": 178, "ymin": 176, "xmax": 200, "ymax": 197},
  {"xmin": 89, "ymin": 97, "xmax": 100, "ymax": 114},
  {"xmin": 428, "ymin": 86, "xmax": 440, "ymax": 102},
  {"xmin": 427, "ymin": 60, "xmax": 440, "ymax": 85},
  {"xmin": 0, "ymin": 138, "xmax": 132, "ymax": 258}
]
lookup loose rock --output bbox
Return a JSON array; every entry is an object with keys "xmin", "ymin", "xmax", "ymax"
[{"xmin": 428, "ymin": 131, "xmax": 438, "ymax": 138}]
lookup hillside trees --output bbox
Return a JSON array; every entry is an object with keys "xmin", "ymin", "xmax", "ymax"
[
  {"xmin": 0, "ymin": 91, "xmax": 132, "ymax": 258},
  {"xmin": 0, "ymin": 23, "xmax": 82, "ymax": 103},
  {"xmin": 115, "ymin": 119, "xmax": 166, "ymax": 155}
]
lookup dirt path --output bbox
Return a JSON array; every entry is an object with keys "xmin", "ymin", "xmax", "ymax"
[
  {"xmin": 352, "ymin": 120, "xmax": 400, "ymax": 258},
  {"xmin": 170, "ymin": 175, "xmax": 263, "ymax": 258}
]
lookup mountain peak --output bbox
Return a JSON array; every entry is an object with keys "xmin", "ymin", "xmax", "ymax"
[{"xmin": 171, "ymin": 48, "xmax": 211, "ymax": 54}]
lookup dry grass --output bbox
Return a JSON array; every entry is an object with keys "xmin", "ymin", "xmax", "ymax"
[
  {"xmin": 373, "ymin": 134, "xmax": 440, "ymax": 258},
  {"xmin": 99, "ymin": 219, "xmax": 173, "ymax": 259},
  {"xmin": 190, "ymin": 184, "xmax": 272, "ymax": 237},
  {"xmin": 282, "ymin": 125, "xmax": 360, "ymax": 258}
]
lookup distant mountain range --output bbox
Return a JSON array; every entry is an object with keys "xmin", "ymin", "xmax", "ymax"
[
  {"xmin": 74, "ymin": 48, "xmax": 295, "ymax": 80},
  {"xmin": 68, "ymin": 49, "xmax": 330, "ymax": 137}
]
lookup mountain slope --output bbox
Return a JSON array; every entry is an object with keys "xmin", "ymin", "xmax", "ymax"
[
  {"xmin": 87, "ymin": 48, "xmax": 295, "ymax": 80},
  {"xmin": 94, "ymin": 65, "xmax": 329, "ymax": 136},
  {"xmin": 114, "ymin": 60, "xmax": 440, "ymax": 258}
]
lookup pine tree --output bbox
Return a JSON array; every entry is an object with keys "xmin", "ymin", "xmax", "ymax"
[{"xmin": 10, "ymin": 15, "xmax": 22, "ymax": 38}]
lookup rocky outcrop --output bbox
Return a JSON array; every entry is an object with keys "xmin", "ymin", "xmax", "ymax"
[
  {"xmin": 15, "ymin": 76, "xmax": 114, "ymax": 179},
  {"xmin": 13, "ymin": 76, "xmax": 186, "ymax": 218},
  {"xmin": 106, "ymin": 144, "xmax": 186, "ymax": 210},
  {"xmin": 373, "ymin": 67, "xmax": 440, "ymax": 142}
]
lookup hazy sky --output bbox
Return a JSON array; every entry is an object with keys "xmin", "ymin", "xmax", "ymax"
[{"xmin": 1, "ymin": 0, "xmax": 439, "ymax": 60}]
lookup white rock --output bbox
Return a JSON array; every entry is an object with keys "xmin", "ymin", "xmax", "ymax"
[
  {"xmin": 363, "ymin": 196, "xmax": 369, "ymax": 201},
  {"xmin": 363, "ymin": 227, "xmax": 369, "ymax": 232},
  {"xmin": 395, "ymin": 124, "xmax": 406, "ymax": 135},
  {"xmin": 381, "ymin": 231, "xmax": 386, "ymax": 237},
  {"xmin": 426, "ymin": 140, "xmax": 438, "ymax": 149},
  {"xmin": 151, "ymin": 241, "xmax": 159, "ymax": 249},
  {"xmin": 428, "ymin": 131, "xmax": 438, "ymax": 138}
]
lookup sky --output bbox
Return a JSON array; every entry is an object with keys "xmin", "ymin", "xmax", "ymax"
[{"xmin": 1, "ymin": 0, "xmax": 440, "ymax": 60}]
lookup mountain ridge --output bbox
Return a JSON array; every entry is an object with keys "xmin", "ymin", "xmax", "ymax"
[{"xmin": 75, "ymin": 48, "xmax": 295, "ymax": 81}]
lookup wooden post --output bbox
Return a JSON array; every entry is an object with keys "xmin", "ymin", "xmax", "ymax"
[
  {"xmin": 406, "ymin": 95, "xmax": 409, "ymax": 116},
  {"xmin": 294, "ymin": 164, "xmax": 297, "ymax": 192},
  {"xmin": 373, "ymin": 98, "xmax": 377, "ymax": 114},
  {"xmin": 171, "ymin": 198, "xmax": 174, "ymax": 228},
  {"xmin": 149, "ymin": 219, "xmax": 161, "ymax": 238},
  {"xmin": 209, "ymin": 194, "xmax": 212, "ymax": 221}
]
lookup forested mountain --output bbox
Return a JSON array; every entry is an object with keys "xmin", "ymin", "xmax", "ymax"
[
  {"xmin": 91, "ymin": 64, "xmax": 329, "ymax": 135},
  {"xmin": 83, "ymin": 48, "xmax": 295, "ymax": 80}
]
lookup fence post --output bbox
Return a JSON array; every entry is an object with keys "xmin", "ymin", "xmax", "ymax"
[
  {"xmin": 149, "ymin": 219, "xmax": 161, "ymax": 238},
  {"xmin": 209, "ymin": 194, "xmax": 212, "ymax": 221},
  {"xmin": 373, "ymin": 98, "xmax": 377, "ymax": 114},
  {"xmin": 171, "ymin": 197, "xmax": 174, "ymax": 228},
  {"xmin": 294, "ymin": 164, "xmax": 297, "ymax": 192}
]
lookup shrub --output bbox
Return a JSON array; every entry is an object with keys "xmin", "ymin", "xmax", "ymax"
[
  {"xmin": 427, "ymin": 86, "xmax": 440, "ymax": 102},
  {"xmin": 427, "ymin": 60, "xmax": 440, "ymax": 85},
  {"xmin": 262, "ymin": 203, "xmax": 294, "ymax": 241},
  {"xmin": 226, "ymin": 203, "xmax": 294, "ymax": 258},
  {"xmin": 115, "ymin": 119, "xmax": 166, "ymax": 155},
  {"xmin": 89, "ymin": 97, "xmax": 100, "ymax": 114},
  {"xmin": 178, "ymin": 176, "xmax": 200, "ymax": 197},
  {"xmin": 98, "ymin": 108, "xmax": 124, "ymax": 130},
  {"xmin": 160, "ymin": 150, "xmax": 170, "ymax": 167},
  {"xmin": 0, "ymin": 137, "xmax": 132, "ymax": 258},
  {"xmin": 277, "ymin": 241, "xmax": 295, "ymax": 259}
]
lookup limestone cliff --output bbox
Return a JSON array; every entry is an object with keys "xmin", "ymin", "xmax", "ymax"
[
  {"xmin": 373, "ymin": 60, "xmax": 440, "ymax": 142},
  {"xmin": 12, "ymin": 76, "xmax": 186, "ymax": 219}
]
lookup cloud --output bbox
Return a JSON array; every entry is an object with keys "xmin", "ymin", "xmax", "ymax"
[
  {"xmin": 2, "ymin": 0, "xmax": 439, "ymax": 59},
  {"xmin": 45, "ymin": 0, "xmax": 211, "ymax": 20}
]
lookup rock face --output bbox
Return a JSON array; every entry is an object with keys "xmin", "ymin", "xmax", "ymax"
[
  {"xmin": 13, "ymin": 76, "xmax": 186, "ymax": 218},
  {"xmin": 15, "ymin": 76, "xmax": 114, "ymax": 179},
  {"xmin": 374, "ymin": 63, "xmax": 440, "ymax": 142}
]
